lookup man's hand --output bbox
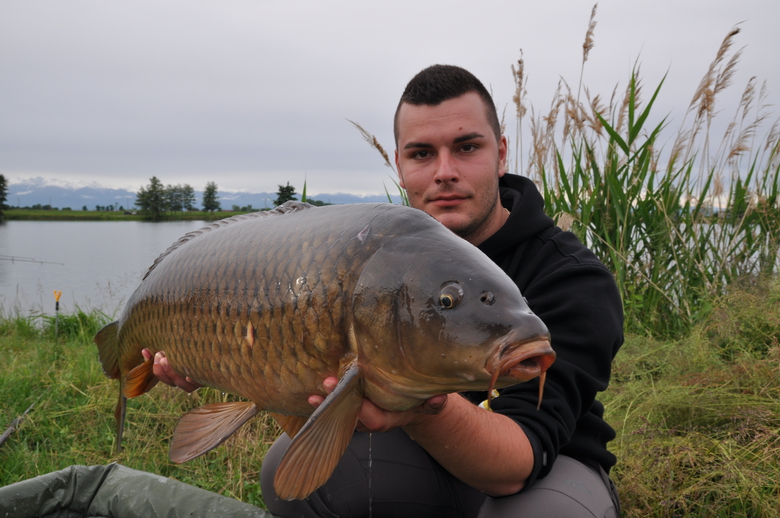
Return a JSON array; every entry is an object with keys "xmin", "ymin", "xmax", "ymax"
[
  {"xmin": 142, "ymin": 349, "xmax": 201, "ymax": 393},
  {"xmin": 308, "ymin": 376, "xmax": 448, "ymax": 433}
]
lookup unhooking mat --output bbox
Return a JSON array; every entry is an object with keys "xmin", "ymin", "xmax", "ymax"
[{"xmin": 0, "ymin": 463, "xmax": 275, "ymax": 518}]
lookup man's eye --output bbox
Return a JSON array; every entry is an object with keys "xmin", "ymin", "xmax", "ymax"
[
  {"xmin": 412, "ymin": 150, "xmax": 431, "ymax": 159},
  {"xmin": 461, "ymin": 144, "xmax": 477, "ymax": 152}
]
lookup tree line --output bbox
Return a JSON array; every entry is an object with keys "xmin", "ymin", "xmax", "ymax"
[{"xmin": 135, "ymin": 177, "xmax": 221, "ymax": 219}]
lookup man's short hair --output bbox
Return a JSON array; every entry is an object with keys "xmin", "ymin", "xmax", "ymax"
[{"xmin": 394, "ymin": 64, "xmax": 501, "ymax": 145}]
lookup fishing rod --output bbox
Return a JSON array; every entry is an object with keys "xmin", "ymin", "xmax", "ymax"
[
  {"xmin": 0, "ymin": 255, "xmax": 63, "ymax": 265},
  {"xmin": 0, "ymin": 402, "xmax": 36, "ymax": 449}
]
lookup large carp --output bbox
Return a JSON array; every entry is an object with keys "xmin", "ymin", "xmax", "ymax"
[{"xmin": 94, "ymin": 201, "xmax": 555, "ymax": 500}]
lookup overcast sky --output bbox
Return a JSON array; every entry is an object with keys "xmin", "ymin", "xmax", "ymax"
[{"xmin": 1, "ymin": 0, "xmax": 778, "ymax": 196}]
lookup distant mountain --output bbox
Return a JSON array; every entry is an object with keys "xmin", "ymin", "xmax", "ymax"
[{"xmin": 5, "ymin": 177, "xmax": 403, "ymax": 210}]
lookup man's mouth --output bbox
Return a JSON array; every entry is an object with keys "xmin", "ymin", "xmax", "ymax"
[{"xmin": 429, "ymin": 194, "xmax": 468, "ymax": 207}]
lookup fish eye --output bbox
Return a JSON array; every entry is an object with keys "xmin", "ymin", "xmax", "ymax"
[
  {"xmin": 439, "ymin": 283, "xmax": 463, "ymax": 309},
  {"xmin": 480, "ymin": 291, "xmax": 495, "ymax": 305}
]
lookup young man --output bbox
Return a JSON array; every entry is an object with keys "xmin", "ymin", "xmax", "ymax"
[{"xmin": 154, "ymin": 65, "xmax": 623, "ymax": 517}]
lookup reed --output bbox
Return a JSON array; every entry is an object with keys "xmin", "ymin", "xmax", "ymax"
[{"xmin": 517, "ymin": 21, "xmax": 779, "ymax": 337}]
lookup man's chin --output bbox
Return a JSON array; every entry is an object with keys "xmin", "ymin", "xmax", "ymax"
[{"xmin": 432, "ymin": 212, "xmax": 475, "ymax": 236}]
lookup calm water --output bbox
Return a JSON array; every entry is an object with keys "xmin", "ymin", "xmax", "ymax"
[{"xmin": 0, "ymin": 220, "xmax": 209, "ymax": 316}]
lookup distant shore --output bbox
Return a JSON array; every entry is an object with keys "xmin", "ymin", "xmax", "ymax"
[{"xmin": 0, "ymin": 209, "xmax": 249, "ymax": 221}]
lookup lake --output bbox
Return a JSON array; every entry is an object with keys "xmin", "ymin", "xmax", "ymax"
[{"xmin": 0, "ymin": 220, "xmax": 210, "ymax": 316}]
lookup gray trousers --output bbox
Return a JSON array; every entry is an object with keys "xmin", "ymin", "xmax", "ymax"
[{"xmin": 261, "ymin": 429, "xmax": 620, "ymax": 518}]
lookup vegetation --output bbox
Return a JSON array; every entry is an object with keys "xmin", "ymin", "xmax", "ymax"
[
  {"xmin": 514, "ymin": 22, "xmax": 779, "ymax": 338},
  {"xmin": 273, "ymin": 182, "xmax": 297, "ymax": 206},
  {"xmin": 0, "ymin": 309, "xmax": 278, "ymax": 507},
  {"xmin": 135, "ymin": 176, "xmax": 167, "ymax": 219},
  {"xmin": 1, "ymin": 283, "xmax": 777, "ymax": 514},
  {"xmin": 0, "ymin": 174, "xmax": 7, "ymax": 219},
  {"xmin": 202, "ymin": 181, "xmax": 221, "ymax": 212}
]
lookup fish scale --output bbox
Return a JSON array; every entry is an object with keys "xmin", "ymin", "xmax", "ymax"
[{"xmin": 95, "ymin": 201, "xmax": 556, "ymax": 500}]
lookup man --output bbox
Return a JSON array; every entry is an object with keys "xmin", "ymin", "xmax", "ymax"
[{"xmin": 153, "ymin": 65, "xmax": 623, "ymax": 517}]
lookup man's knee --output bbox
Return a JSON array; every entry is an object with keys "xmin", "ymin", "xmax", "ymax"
[{"xmin": 477, "ymin": 456, "xmax": 619, "ymax": 518}]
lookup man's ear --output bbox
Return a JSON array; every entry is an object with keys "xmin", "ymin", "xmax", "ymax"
[{"xmin": 498, "ymin": 135, "xmax": 508, "ymax": 177}]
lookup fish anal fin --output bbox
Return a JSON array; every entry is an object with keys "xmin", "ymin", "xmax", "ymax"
[
  {"xmin": 95, "ymin": 321, "xmax": 120, "ymax": 379},
  {"xmin": 123, "ymin": 357, "xmax": 159, "ymax": 398},
  {"xmin": 269, "ymin": 413, "xmax": 308, "ymax": 438},
  {"xmin": 170, "ymin": 401, "xmax": 259, "ymax": 463},
  {"xmin": 274, "ymin": 363, "xmax": 363, "ymax": 501}
]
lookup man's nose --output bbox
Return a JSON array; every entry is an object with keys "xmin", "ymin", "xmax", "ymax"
[{"xmin": 433, "ymin": 150, "xmax": 459, "ymax": 183}]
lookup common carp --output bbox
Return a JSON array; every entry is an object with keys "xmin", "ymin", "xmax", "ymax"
[{"xmin": 94, "ymin": 201, "xmax": 555, "ymax": 500}]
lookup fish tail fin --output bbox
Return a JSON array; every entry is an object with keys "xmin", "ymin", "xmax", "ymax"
[
  {"xmin": 95, "ymin": 321, "xmax": 120, "ymax": 379},
  {"xmin": 115, "ymin": 380, "xmax": 127, "ymax": 453}
]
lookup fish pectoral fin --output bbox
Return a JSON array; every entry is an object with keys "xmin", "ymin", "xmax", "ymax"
[
  {"xmin": 269, "ymin": 413, "xmax": 308, "ymax": 438},
  {"xmin": 169, "ymin": 401, "xmax": 259, "ymax": 464},
  {"xmin": 123, "ymin": 357, "xmax": 159, "ymax": 398},
  {"xmin": 274, "ymin": 363, "xmax": 363, "ymax": 501}
]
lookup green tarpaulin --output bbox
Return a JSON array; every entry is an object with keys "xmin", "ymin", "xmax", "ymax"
[{"xmin": 0, "ymin": 463, "xmax": 274, "ymax": 518}]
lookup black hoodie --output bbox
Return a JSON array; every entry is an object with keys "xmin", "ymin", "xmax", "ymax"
[{"xmin": 464, "ymin": 173, "xmax": 624, "ymax": 486}]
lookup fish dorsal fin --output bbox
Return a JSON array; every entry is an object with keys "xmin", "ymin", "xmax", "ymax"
[
  {"xmin": 274, "ymin": 363, "xmax": 363, "ymax": 500},
  {"xmin": 269, "ymin": 413, "xmax": 309, "ymax": 438},
  {"xmin": 123, "ymin": 356, "xmax": 159, "ymax": 398},
  {"xmin": 169, "ymin": 401, "xmax": 259, "ymax": 463},
  {"xmin": 94, "ymin": 321, "xmax": 120, "ymax": 379},
  {"xmin": 142, "ymin": 201, "xmax": 314, "ymax": 280}
]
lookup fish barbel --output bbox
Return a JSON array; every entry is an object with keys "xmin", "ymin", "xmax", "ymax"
[{"xmin": 94, "ymin": 201, "xmax": 555, "ymax": 500}]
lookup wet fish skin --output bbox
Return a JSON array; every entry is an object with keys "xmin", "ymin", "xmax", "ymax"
[{"xmin": 94, "ymin": 201, "xmax": 555, "ymax": 500}]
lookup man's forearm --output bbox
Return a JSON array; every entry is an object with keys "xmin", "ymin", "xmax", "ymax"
[{"xmin": 402, "ymin": 394, "xmax": 535, "ymax": 496}]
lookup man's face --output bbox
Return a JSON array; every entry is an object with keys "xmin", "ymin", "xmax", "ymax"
[{"xmin": 394, "ymin": 92, "xmax": 508, "ymax": 246}]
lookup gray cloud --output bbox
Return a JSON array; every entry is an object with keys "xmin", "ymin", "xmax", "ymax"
[{"xmin": 1, "ymin": 0, "xmax": 777, "ymax": 195}]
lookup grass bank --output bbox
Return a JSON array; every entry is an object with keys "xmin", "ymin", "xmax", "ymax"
[
  {"xmin": 1, "ymin": 288, "xmax": 778, "ymax": 515},
  {"xmin": 0, "ymin": 309, "xmax": 279, "ymax": 507}
]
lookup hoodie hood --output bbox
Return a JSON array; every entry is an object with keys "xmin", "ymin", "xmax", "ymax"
[{"xmin": 478, "ymin": 174, "xmax": 555, "ymax": 258}]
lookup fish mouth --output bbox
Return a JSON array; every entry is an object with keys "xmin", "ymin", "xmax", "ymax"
[{"xmin": 486, "ymin": 336, "xmax": 556, "ymax": 408}]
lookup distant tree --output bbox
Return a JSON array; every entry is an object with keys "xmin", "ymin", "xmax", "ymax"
[
  {"xmin": 82, "ymin": 205, "xmax": 88, "ymax": 211},
  {"xmin": 137, "ymin": 176, "xmax": 166, "ymax": 219},
  {"xmin": 165, "ymin": 184, "xmax": 183, "ymax": 213},
  {"xmin": 274, "ymin": 182, "xmax": 297, "ymax": 206},
  {"xmin": 180, "ymin": 184, "xmax": 196, "ymax": 211},
  {"xmin": 0, "ymin": 174, "xmax": 7, "ymax": 218},
  {"xmin": 202, "ymin": 182, "xmax": 221, "ymax": 212}
]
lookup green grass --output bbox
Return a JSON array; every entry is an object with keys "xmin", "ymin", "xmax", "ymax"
[
  {"xmin": 0, "ymin": 309, "xmax": 280, "ymax": 507},
  {"xmin": 2, "ymin": 289, "xmax": 778, "ymax": 515},
  {"xmin": 603, "ymin": 281, "xmax": 780, "ymax": 515}
]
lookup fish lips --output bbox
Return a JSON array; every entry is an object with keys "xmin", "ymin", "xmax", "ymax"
[{"xmin": 487, "ymin": 334, "xmax": 556, "ymax": 388}]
